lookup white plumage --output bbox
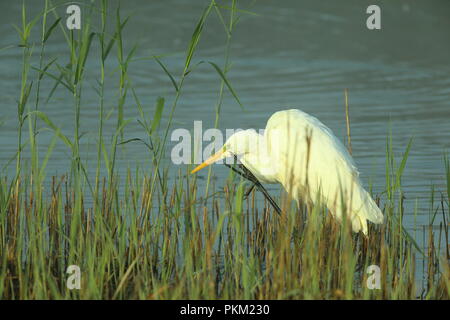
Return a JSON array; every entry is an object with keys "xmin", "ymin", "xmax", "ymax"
[{"xmin": 191, "ymin": 109, "xmax": 384, "ymax": 235}]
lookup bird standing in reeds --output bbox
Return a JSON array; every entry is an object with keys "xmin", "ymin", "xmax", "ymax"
[{"xmin": 192, "ymin": 109, "xmax": 384, "ymax": 235}]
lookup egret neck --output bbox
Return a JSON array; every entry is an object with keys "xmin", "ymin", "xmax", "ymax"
[{"xmin": 237, "ymin": 130, "xmax": 278, "ymax": 184}]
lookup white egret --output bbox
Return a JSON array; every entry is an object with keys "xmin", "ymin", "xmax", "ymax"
[{"xmin": 191, "ymin": 109, "xmax": 383, "ymax": 235}]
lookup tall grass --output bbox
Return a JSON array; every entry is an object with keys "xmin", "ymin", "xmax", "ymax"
[{"xmin": 0, "ymin": 1, "xmax": 448, "ymax": 299}]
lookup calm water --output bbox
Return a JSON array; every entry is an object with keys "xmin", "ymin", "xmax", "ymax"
[{"xmin": 1, "ymin": 0, "xmax": 450, "ymax": 231}]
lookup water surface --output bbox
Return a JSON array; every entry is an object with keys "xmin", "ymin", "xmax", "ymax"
[{"xmin": 1, "ymin": 0, "xmax": 449, "ymax": 231}]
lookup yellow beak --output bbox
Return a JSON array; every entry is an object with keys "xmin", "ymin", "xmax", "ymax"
[{"xmin": 190, "ymin": 149, "xmax": 226, "ymax": 174}]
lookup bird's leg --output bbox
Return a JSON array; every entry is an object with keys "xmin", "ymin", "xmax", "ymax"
[
  {"xmin": 240, "ymin": 166, "xmax": 282, "ymax": 215},
  {"xmin": 224, "ymin": 156, "xmax": 256, "ymax": 181},
  {"xmin": 224, "ymin": 164, "xmax": 256, "ymax": 199},
  {"xmin": 244, "ymin": 184, "xmax": 255, "ymax": 199},
  {"xmin": 252, "ymin": 179, "xmax": 282, "ymax": 215},
  {"xmin": 224, "ymin": 163, "xmax": 253, "ymax": 181},
  {"xmin": 225, "ymin": 157, "xmax": 281, "ymax": 215}
]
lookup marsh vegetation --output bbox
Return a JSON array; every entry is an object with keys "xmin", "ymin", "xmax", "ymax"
[{"xmin": 0, "ymin": 0, "xmax": 448, "ymax": 299}]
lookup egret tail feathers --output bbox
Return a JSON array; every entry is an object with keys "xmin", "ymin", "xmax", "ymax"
[{"xmin": 350, "ymin": 187, "xmax": 384, "ymax": 235}]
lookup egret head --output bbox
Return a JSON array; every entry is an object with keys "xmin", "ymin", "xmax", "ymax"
[{"xmin": 190, "ymin": 129, "xmax": 260, "ymax": 174}]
